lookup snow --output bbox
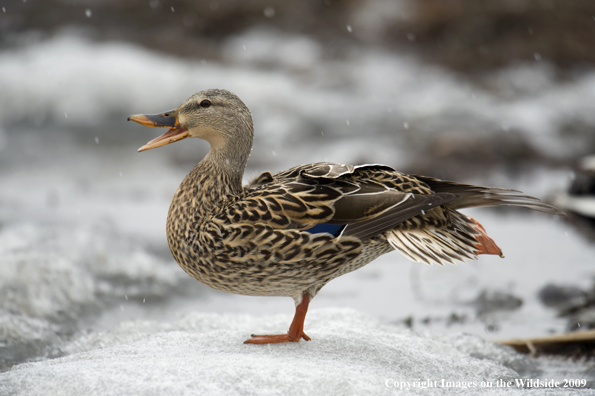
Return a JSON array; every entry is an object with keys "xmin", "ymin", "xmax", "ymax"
[
  {"xmin": 0, "ymin": 221, "xmax": 189, "ymax": 369},
  {"xmin": 3, "ymin": 309, "xmax": 590, "ymax": 396}
]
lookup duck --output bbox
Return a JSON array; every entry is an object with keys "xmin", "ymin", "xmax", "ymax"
[{"xmin": 128, "ymin": 88, "xmax": 565, "ymax": 344}]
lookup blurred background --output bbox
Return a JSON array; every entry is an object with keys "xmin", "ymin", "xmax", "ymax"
[{"xmin": 2, "ymin": 0, "xmax": 595, "ymax": 371}]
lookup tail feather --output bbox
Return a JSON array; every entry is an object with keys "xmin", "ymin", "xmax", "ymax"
[
  {"xmin": 412, "ymin": 175, "xmax": 566, "ymax": 216},
  {"xmin": 386, "ymin": 212, "xmax": 504, "ymax": 265}
]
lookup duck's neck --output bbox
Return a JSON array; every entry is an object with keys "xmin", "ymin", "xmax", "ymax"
[
  {"xmin": 202, "ymin": 144, "xmax": 248, "ymax": 192},
  {"xmin": 171, "ymin": 138, "xmax": 251, "ymax": 222}
]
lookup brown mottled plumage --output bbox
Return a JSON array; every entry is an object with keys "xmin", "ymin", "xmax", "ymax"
[{"xmin": 128, "ymin": 89, "xmax": 565, "ymax": 344}]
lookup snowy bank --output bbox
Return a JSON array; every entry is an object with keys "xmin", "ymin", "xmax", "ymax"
[{"xmin": 4, "ymin": 308, "xmax": 581, "ymax": 396}]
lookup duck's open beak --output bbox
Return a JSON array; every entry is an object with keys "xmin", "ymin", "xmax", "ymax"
[{"xmin": 128, "ymin": 110, "xmax": 190, "ymax": 152}]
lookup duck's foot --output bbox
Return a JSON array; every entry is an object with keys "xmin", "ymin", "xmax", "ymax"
[
  {"xmin": 244, "ymin": 293, "xmax": 311, "ymax": 345},
  {"xmin": 244, "ymin": 331, "xmax": 311, "ymax": 344},
  {"xmin": 468, "ymin": 216, "xmax": 504, "ymax": 257}
]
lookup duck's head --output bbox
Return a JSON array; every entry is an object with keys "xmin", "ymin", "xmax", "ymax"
[{"xmin": 128, "ymin": 89, "xmax": 253, "ymax": 153}]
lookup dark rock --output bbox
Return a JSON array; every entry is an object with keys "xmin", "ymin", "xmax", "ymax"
[
  {"xmin": 554, "ymin": 155, "xmax": 595, "ymax": 241},
  {"xmin": 3, "ymin": 0, "xmax": 595, "ymax": 72},
  {"xmin": 538, "ymin": 283, "xmax": 588, "ymax": 310},
  {"xmin": 405, "ymin": 128, "xmax": 545, "ymax": 179},
  {"xmin": 473, "ymin": 290, "xmax": 523, "ymax": 316},
  {"xmin": 378, "ymin": 0, "xmax": 595, "ymax": 71}
]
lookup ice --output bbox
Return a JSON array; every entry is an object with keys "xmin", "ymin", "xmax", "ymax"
[
  {"xmin": 4, "ymin": 309, "xmax": 589, "ymax": 396},
  {"xmin": 0, "ymin": 221, "xmax": 188, "ymax": 369},
  {"xmin": 223, "ymin": 27, "xmax": 322, "ymax": 70}
]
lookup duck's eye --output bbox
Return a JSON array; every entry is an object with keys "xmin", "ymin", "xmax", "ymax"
[{"xmin": 200, "ymin": 100, "xmax": 211, "ymax": 108}]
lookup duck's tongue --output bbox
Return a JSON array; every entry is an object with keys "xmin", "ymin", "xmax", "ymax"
[{"xmin": 137, "ymin": 127, "xmax": 189, "ymax": 152}]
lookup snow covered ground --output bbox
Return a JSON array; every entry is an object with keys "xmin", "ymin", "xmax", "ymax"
[
  {"xmin": 3, "ymin": 309, "xmax": 594, "ymax": 396},
  {"xmin": 1, "ymin": 32, "xmax": 595, "ymax": 394}
]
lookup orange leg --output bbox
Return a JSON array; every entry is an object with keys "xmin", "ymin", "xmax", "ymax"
[
  {"xmin": 244, "ymin": 294, "xmax": 311, "ymax": 344},
  {"xmin": 468, "ymin": 216, "xmax": 504, "ymax": 258}
]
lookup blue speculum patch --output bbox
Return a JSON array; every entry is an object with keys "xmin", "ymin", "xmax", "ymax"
[{"xmin": 304, "ymin": 223, "xmax": 345, "ymax": 237}]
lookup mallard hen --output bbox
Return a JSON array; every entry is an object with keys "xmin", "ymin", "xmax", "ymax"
[{"xmin": 128, "ymin": 89, "xmax": 564, "ymax": 344}]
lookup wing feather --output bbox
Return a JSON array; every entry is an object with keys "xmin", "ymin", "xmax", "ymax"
[
  {"xmin": 242, "ymin": 164, "xmax": 563, "ymax": 244},
  {"xmin": 412, "ymin": 175, "xmax": 565, "ymax": 215},
  {"xmin": 243, "ymin": 164, "xmax": 456, "ymax": 239}
]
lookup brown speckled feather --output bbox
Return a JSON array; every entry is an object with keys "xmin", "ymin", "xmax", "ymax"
[
  {"xmin": 167, "ymin": 161, "xmax": 451, "ymax": 301},
  {"xmin": 167, "ymin": 158, "xmax": 562, "ymax": 300}
]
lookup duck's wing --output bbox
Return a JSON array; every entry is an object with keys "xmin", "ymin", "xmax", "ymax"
[
  {"xmin": 411, "ymin": 175, "xmax": 565, "ymax": 215},
  {"xmin": 244, "ymin": 163, "xmax": 457, "ymax": 240}
]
